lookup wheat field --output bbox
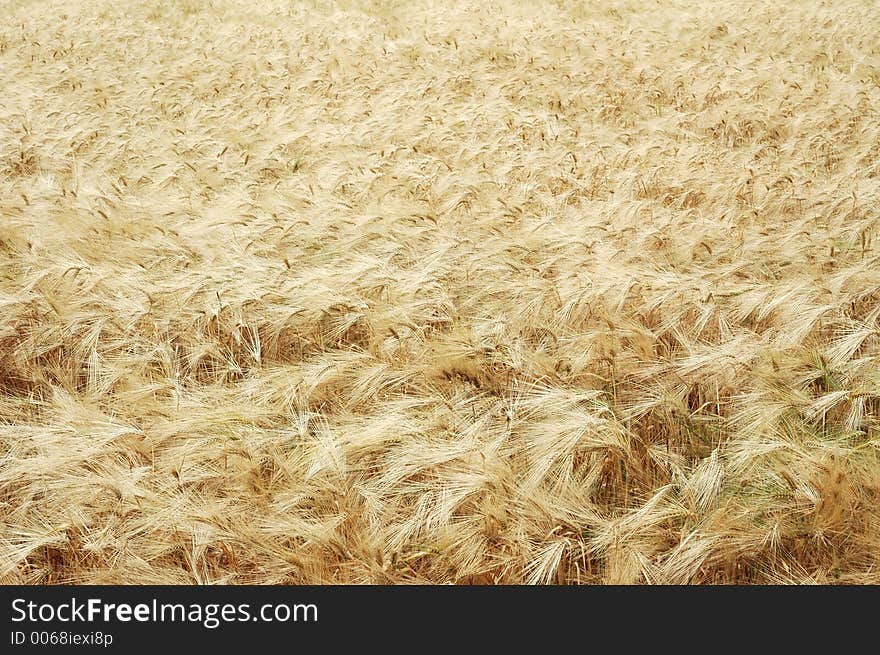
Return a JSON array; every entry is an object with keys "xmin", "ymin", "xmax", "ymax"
[{"xmin": 2, "ymin": 0, "xmax": 880, "ymax": 585}]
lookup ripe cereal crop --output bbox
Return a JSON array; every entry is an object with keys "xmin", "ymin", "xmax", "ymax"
[{"xmin": 2, "ymin": 0, "xmax": 880, "ymax": 584}]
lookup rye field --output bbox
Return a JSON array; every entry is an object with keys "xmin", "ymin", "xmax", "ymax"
[{"xmin": 2, "ymin": 0, "xmax": 880, "ymax": 584}]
